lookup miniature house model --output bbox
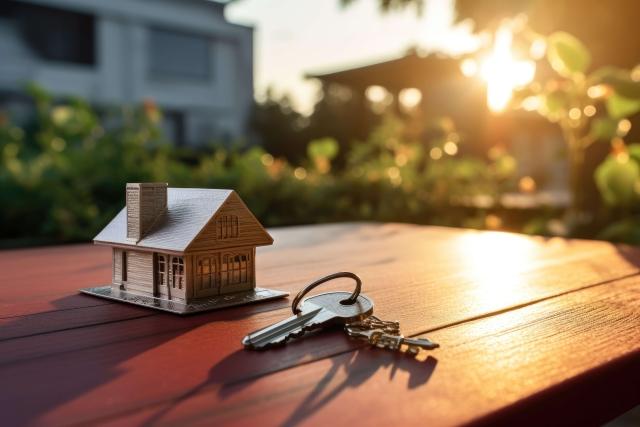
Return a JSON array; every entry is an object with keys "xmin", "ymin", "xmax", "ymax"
[{"xmin": 81, "ymin": 183, "xmax": 288, "ymax": 314}]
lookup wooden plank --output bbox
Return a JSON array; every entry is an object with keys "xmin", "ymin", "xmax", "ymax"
[
  {"xmin": 0, "ymin": 302, "xmax": 153, "ymax": 341},
  {"xmin": 79, "ymin": 275, "xmax": 640, "ymax": 427}
]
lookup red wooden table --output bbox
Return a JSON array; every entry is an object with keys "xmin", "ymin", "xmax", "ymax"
[{"xmin": 2, "ymin": 223, "xmax": 640, "ymax": 426}]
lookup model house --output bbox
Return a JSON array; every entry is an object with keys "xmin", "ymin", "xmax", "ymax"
[
  {"xmin": 85, "ymin": 183, "xmax": 287, "ymax": 314},
  {"xmin": 0, "ymin": 0, "xmax": 253, "ymax": 145}
]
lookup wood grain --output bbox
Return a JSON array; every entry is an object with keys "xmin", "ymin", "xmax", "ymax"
[
  {"xmin": 88, "ymin": 275, "xmax": 640, "ymax": 427},
  {"xmin": 1, "ymin": 223, "xmax": 640, "ymax": 426}
]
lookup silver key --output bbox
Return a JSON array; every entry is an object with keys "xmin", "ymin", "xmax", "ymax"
[
  {"xmin": 345, "ymin": 317, "xmax": 439, "ymax": 354},
  {"xmin": 242, "ymin": 291, "xmax": 374, "ymax": 350}
]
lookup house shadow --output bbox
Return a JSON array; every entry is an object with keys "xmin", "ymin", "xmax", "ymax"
[
  {"xmin": 140, "ymin": 330, "xmax": 438, "ymax": 427},
  {"xmin": 0, "ymin": 293, "xmax": 290, "ymax": 427}
]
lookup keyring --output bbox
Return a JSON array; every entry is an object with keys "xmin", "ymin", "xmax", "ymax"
[{"xmin": 291, "ymin": 272, "xmax": 362, "ymax": 314}]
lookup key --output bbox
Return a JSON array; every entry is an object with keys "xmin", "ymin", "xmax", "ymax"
[
  {"xmin": 345, "ymin": 318, "xmax": 439, "ymax": 354},
  {"xmin": 242, "ymin": 291, "xmax": 374, "ymax": 350},
  {"xmin": 346, "ymin": 327, "xmax": 439, "ymax": 354}
]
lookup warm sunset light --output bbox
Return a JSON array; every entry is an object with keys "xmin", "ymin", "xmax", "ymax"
[
  {"xmin": 456, "ymin": 232, "xmax": 538, "ymax": 306},
  {"xmin": 399, "ymin": 88, "xmax": 423, "ymax": 110},
  {"xmin": 479, "ymin": 24, "xmax": 536, "ymax": 112}
]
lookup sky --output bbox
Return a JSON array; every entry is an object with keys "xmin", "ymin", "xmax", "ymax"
[{"xmin": 225, "ymin": 0, "xmax": 479, "ymax": 114}]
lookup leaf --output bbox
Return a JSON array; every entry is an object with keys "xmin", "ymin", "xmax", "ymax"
[
  {"xmin": 592, "ymin": 67, "xmax": 640, "ymax": 99},
  {"xmin": 547, "ymin": 32, "xmax": 591, "ymax": 78},
  {"xmin": 597, "ymin": 218, "xmax": 640, "ymax": 244},
  {"xmin": 590, "ymin": 117, "xmax": 618, "ymax": 141},
  {"xmin": 307, "ymin": 137, "xmax": 339, "ymax": 161},
  {"xmin": 595, "ymin": 155, "xmax": 640, "ymax": 206},
  {"xmin": 627, "ymin": 143, "xmax": 640, "ymax": 165},
  {"xmin": 606, "ymin": 92, "xmax": 640, "ymax": 119},
  {"xmin": 539, "ymin": 89, "xmax": 567, "ymax": 121}
]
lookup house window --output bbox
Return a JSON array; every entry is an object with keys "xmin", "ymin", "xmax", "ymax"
[
  {"xmin": 217, "ymin": 216, "xmax": 238, "ymax": 239},
  {"xmin": 171, "ymin": 257, "xmax": 184, "ymax": 290},
  {"xmin": 157, "ymin": 254, "xmax": 166, "ymax": 286},
  {"xmin": 5, "ymin": 1, "xmax": 96, "ymax": 65},
  {"xmin": 197, "ymin": 256, "xmax": 217, "ymax": 290},
  {"xmin": 221, "ymin": 252, "xmax": 250, "ymax": 286},
  {"xmin": 148, "ymin": 27, "xmax": 210, "ymax": 80},
  {"xmin": 121, "ymin": 251, "xmax": 127, "ymax": 282}
]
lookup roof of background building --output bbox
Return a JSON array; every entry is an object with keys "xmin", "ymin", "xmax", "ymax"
[{"xmin": 306, "ymin": 52, "xmax": 463, "ymax": 91}]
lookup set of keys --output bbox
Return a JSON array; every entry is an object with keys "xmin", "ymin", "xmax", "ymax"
[{"xmin": 242, "ymin": 272, "xmax": 439, "ymax": 355}]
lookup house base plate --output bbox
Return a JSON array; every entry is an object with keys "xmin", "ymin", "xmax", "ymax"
[{"xmin": 79, "ymin": 286, "xmax": 289, "ymax": 315}]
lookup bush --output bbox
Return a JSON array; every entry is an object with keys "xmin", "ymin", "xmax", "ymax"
[{"xmin": 0, "ymin": 86, "xmax": 516, "ymax": 247}]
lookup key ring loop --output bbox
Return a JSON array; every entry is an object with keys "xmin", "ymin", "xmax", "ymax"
[{"xmin": 291, "ymin": 272, "xmax": 362, "ymax": 314}]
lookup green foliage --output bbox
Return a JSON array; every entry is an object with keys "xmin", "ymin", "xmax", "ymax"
[
  {"xmin": 594, "ymin": 66, "xmax": 640, "ymax": 99},
  {"xmin": 598, "ymin": 217, "xmax": 640, "ymax": 244},
  {"xmin": 595, "ymin": 153, "xmax": 640, "ymax": 207},
  {"xmin": 0, "ymin": 88, "xmax": 516, "ymax": 246},
  {"xmin": 510, "ymin": 27, "xmax": 640, "ymax": 236},
  {"xmin": 589, "ymin": 117, "xmax": 618, "ymax": 141},
  {"xmin": 606, "ymin": 93, "xmax": 640, "ymax": 120},
  {"xmin": 307, "ymin": 137, "xmax": 339, "ymax": 161},
  {"xmin": 546, "ymin": 32, "xmax": 591, "ymax": 77}
]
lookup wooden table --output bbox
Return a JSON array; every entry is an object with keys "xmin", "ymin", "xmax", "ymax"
[{"xmin": 2, "ymin": 223, "xmax": 640, "ymax": 427}]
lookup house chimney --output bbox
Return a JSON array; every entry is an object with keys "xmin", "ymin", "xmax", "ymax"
[{"xmin": 126, "ymin": 183, "xmax": 168, "ymax": 241}]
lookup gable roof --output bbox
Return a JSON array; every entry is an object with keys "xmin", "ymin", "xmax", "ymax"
[{"xmin": 93, "ymin": 188, "xmax": 272, "ymax": 252}]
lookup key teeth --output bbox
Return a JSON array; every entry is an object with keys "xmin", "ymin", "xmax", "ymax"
[{"xmin": 243, "ymin": 325, "xmax": 317, "ymax": 350}]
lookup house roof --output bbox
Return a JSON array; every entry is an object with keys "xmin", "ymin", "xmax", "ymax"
[
  {"xmin": 94, "ymin": 188, "xmax": 270, "ymax": 253},
  {"xmin": 306, "ymin": 52, "xmax": 463, "ymax": 91}
]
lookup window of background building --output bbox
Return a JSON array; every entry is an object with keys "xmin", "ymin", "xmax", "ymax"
[
  {"xmin": 1, "ymin": 1, "xmax": 95, "ymax": 65},
  {"xmin": 148, "ymin": 27, "xmax": 211, "ymax": 80},
  {"xmin": 161, "ymin": 111, "xmax": 186, "ymax": 146}
]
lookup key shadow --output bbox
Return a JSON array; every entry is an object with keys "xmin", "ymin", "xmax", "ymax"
[
  {"xmin": 139, "ymin": 330, "xmax": 437, "ymax": 427},
  {"xmin": 279, "ymin": 350, "xmax": 438, "ymax": 427}
]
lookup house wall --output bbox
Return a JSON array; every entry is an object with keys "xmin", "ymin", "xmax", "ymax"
[
  {"xmin": 112, "ymin": 247, "xmax": 122, "ymax": 289},
  {"xmin": 112, "ymin": 248, "xmax": 154, "ymax": 296},
  {"xmin": 187, "ymin": 192, "xmax": 272, "ymax": 252},
  {"xmin": 125, "ymin": 250, "xmax": 154, "ymax": 295},
  {"xmin": 0, "ymin": 0, "xmax": 254, "ymax": 145}
]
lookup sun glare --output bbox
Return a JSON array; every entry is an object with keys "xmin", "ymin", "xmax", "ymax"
[
  {"xmin": 455, "ymin": 231, "xmax": 538, "ymax": 307},
  {"xmin": 478, "ymin": 24, "xmax": 536, "ymax": 113}
]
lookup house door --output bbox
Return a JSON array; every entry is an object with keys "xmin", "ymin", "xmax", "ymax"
[{"xmin": 168, "ymin": 256, "xmax": 186, "ymax": 300}]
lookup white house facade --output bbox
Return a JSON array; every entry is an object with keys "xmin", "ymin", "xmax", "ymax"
[{"xmin": 0, "ymin": 0, "xmax": 253, "ymax": 145}]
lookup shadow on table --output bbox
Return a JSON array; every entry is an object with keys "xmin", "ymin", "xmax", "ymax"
[
  {"xmin": 0, "ymin": 293, "xmax": 289, "ymax": 427},
  {"xmin": 615, "ymin": 244, "xmax": 640, "ymax": 270},
  {"xmin": 278, "ymin": 351, "xmax": 438, "ymax": 427},
  {"xmin": 141, "ymin": 332, "xmax": 437, "ymax": 427}
]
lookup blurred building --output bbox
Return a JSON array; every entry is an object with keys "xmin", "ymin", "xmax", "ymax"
[
  {"xmin": 0, "ymin": 0, "xmax": 253, "ymax": 146},
  {"xmin": 309, "ymin": 51, "xmax": 570, "ymax": 207}
]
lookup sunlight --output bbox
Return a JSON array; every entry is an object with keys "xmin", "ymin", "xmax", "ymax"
[
  {"xmin": 479, "ymin": 24, "xmax": 536, "ymax": 112},
  {"xmin": 399, "ymin": 88, "xmax": 422, "ymax": 110},
  {"xmin": 455, "ymin": 231, "xmax": 538, "ymax": 307}
]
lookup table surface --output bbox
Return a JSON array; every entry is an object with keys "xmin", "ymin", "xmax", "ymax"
[{"xmin": 2, "ymin": 222, "xmax": 640, "ymax": 427}]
